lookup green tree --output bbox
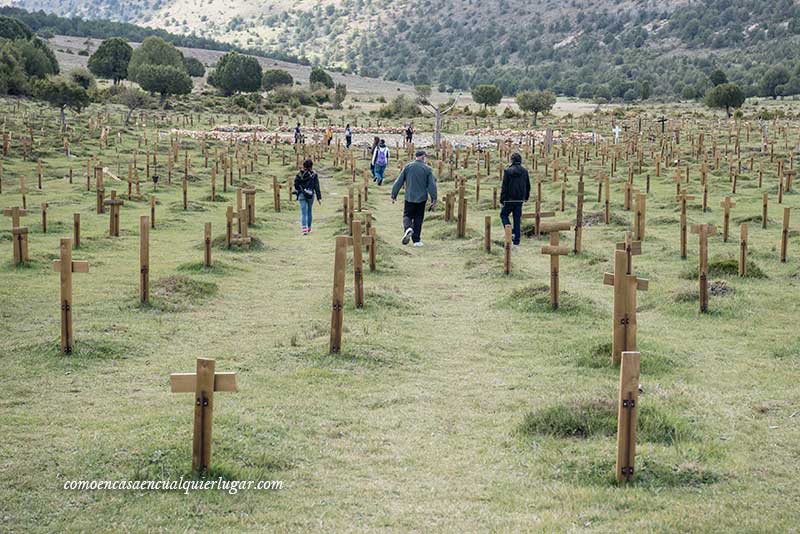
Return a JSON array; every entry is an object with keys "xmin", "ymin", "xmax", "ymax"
[
  {"xmin": 183, "ymin": 56, "xmax": 205, "ymax": 77},
  {"xmin": 68, "ymin": 67, "xmax": 95, "ymax": 91},
  {"xmin": 87, "ymin": 37, "xmax": 132, "ymax": 84},
  {"xmin": 136, "ymin": 64, "xmax": 192, "ymax": 106},
  {"xmin": 114, "ymin": 86, "xmax": 151, "ymax": 126},
  {"xmin": 208, "ymin": 52, "xmax": 262, "ymax": 96},
  {"xmin": 0, "ymin": 41, "xmax": 30, "ymax": 95},
  {"xmin": 471, "ymin": 84, "xmax": 502, "ymax": 109},
  {"xmin": 333, "ymin": 82, "xmax": 347, "ymax": 108},
  {"xmin": 16, "ymin": 38, "xmax": 59, "ymax": 78},
  {"xmin": 709, "ymin": 69, "xmax": 728, "ymax": 86},
  {"xmin": 760, "ymin": 66, "xmax": 790, "ymax": 99},
  {"xmin": 310, "ymin": 66, "xmax": 334, "ymax": 89},
  {"xmin": 640, "ymin": 80, "xmax": 651, "ymax": 100},
  {"xmin": 0, "ymin": 16, "xmax": 33, "ymax": 40},
  {"xmin": 705, "ymin": 83, "xmax": 745, "ymax": 117},
  {"xmin": 127, "ymin": 36, "xmax": 185, "ymax": 83},
  {"xmin": 262, "ymin": 69, "xmax": 293, "ymax": 90},
  {"xmin": 33, "ymin": 76, "xmax": 89, "ymax": 129},
  {"xmin": 516, "ymin": 90, "xmax": 556, "ymax": 125}
]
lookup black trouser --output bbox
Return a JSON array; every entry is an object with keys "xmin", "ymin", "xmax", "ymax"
[
  {"xmin": 403, "ymin": 200, "xmax": 427, "ymax": 243},
  {"xmin": 500, "ymin": 202, "xmax": 523, "ymax": 245}
]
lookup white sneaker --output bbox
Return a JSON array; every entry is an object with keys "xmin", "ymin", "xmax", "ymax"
[
  {"xmin": 413, "ymin": 241, "xmax": 424, "ymax": 247},
  {"xmin": 402, "ymin": 228, "xmax": 413, "ymax": 245}
]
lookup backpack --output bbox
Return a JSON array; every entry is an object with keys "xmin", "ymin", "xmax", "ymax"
[{"xmin": 376, "ymin": 147, "xmax": 388, "ymax": 166}]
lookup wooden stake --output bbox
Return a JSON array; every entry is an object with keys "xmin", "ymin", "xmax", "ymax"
[
  {"xmin": 140, "ymin": 216, "xmax": 149, "ymax": 304},
  {"xmin": 503, "ymin": 225, "xmax": 512, "ymax": 275},
  {"xmin": 781, "ymin": 207, "xmax": 791, "ymax": 263},
  {"xmin": 541, "ymin": 230, "xmax": 571, "ymax": 309},
  {"xmin": 484, "ymin": 216, "xmax": 491, "ymax": 253},
  {"xmin": 329, "ymin": 236, "xmax": 348, "ymax": 353},
  {"xmin": 615, "ymin": 351, "xmax": 640, "ymax": 483},
  {"xmin": 73, "ymin": 213, "xmax": 80, "ymax": 248},
  {"xmin": 352, "ymin": 221, "xmax": 364, "ymax": 308},
  {"xmin": 691, "ymin": 224, "xmax": 717, "ymax": 313},
  {"xmin": 739, "ymin": 224, "xmax": 747, "ymax": 276},
  {"xmin": 204, "ymin": 222, "xmax": 212, "ymax": 267}
]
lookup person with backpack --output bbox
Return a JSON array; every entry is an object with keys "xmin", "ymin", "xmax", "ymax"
[
  {"xmin": 293, "ymin": 123, "xmax": 302, "ymax": 144},
  {"xmin": 499, "ymin": 153, "xmax": 531, "ymax": 247},
  {"xmin": 345, "ymin": 124, "xmax": 352, "ymax": 148},
  {"xmin": 293, "ymin": 159, "xmax": 322, "ymax": 235},
  {"xmin": 372, "ymin": 139, "xmax": 390, "ymax": 185},
  {"xmin": 391, "ymin": 150, "xmax": 437, "ymax": 247}
]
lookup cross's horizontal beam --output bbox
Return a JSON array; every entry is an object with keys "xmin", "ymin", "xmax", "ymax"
[
  {"xmin": 170, "ymin": 372, "xmax": 238, "ymax": 393},
  {"xmin": 52, "ymin": 260, "xmax": 89, "ymax": 273}
]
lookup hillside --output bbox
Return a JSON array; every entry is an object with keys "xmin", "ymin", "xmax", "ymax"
[{"xmin": 4, "ymin": 0, "xmax": 800, "ymax": 98}]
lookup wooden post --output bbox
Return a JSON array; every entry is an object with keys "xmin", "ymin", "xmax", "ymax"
[
  {"xmin": 541, "ymin": 230, "xmax": 571, "ymax": 309},
  {"xmin": 182, "ymin": 176, "xmax": 188, "ymax": 210},
  {"xmin": 41, "ymin": 202, "xmax": 47, "ymax": 233},
  {"xmin": 73, "ymin": 213, "xmax": 80, "ymax": 249},
  {"xmin": 719, "ymin": 196, "xmax": 736, "ymax": 242},
  {"xmin": 368, "ymin": 227, "xmax": 377, "ymax": 272},
  {"xmin": 95, "ymin": 167, "xmax": 105, "ymax": 214},
  {"xmin": 615, "ymin": 351, "xmax": 640, "ymax": 483},
  {"xmin": 603, "ymin": 249, "xmax": 648, "ymax": 364},
  {"xmin": 457, "ymin": 183, "xmax": 467, "ymax": 237},
  {"xmin": 226, "ymin": 206, "xmax": 234, "ymax": 248},
  {"xmin": 633, "ymin": 193, "xmax": 646, "ymax": 242},
  {"xmin": 762, "ymin": 192, "xmax": 768, "ymax": 229},
  {"xmin": 739, "ymin": 224, "xmax": 747, "ymax": 276},
  {"xmin": 139, "ymin": 215, "xmax": 149, "ymax": 304},
  {"xmin": 691, "ymin": 224, "xmax": 717, "ymax": 313},
  {"xmin": 329, "ymin": 236, "xmax": 348, "ymax": 353},
  {"xmin": 3, "ymin": 206, "xmax": 30, "ymax": 265},
  {"xmin": 484, "ymin": 216, "xmax": 491, "ymax": 253},
  {"xmin": 150, "ymin": 195, "xmax": 156, "ymax": 228},
  {"xmin": 170, "ymin": 358, "xmax": 237, "ymax": 472},
  {"xmin": 574, "ymin": 180, "xmax": 584, "ymax": 254},
  {"xmin": 52, "ymin": 238, "xmax": 89, "ymax": 354},
  {"xmin": 503, "ymin": 225, "xmax": 512, "ymax": 275},
  {"xmin": 604, "ymin": 174, "xmax": 611, "ymax": 224},
  {"xmin": 352, "ymin": 221, "xmax": 364, "ymax": 308},
  {"xmin": 204, "ymin": 223, "xmax": 212, "ymax": 267},
  {"xmin": 780, "ymin": 207, "xmax": 791, "ymax": 263},
  {"xmin": 676, "ymin": 191, "xmax": 695, "ymax": 259},
  {"xmin": 272, "ymin": 176, "xmax": 281, "ymax": 212}
]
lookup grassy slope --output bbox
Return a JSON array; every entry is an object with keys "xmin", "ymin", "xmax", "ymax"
[{"xmin": 0, "ymin": 97, "xmax": 799, "ymax": 531}]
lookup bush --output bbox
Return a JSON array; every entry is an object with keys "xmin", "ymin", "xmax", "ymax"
[{"xmin": 376, "ymin": 94, "xmax": 420, "ymax": 118}]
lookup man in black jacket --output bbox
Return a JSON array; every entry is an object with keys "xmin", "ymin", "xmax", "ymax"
[{"xmin": 499, "ymin": 153, "xmax": 531, "ymax": 246}]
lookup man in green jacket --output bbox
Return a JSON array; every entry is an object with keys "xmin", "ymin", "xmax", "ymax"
[{"xmin": 391, "ymin": 150, "xmax": 438, "ymax": 247}]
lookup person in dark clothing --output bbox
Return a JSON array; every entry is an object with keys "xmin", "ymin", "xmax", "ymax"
[
  {"xmin": 391, "ymin": 150, "xmax": 438, "ymax": 247},
  {"xmin": 369, "ymin": 136, "xmax": 380, "ymax": 176},
  {"xmin": 293, "ymin": 123, "xmax": 302, "ymax": 144},
  {"xmin": 499, "ymin": 152, "xmax": 531, "ymax": 247},
  {"xmin": 293, "ymin": 159, "xmax": 322, "ymax": 235},
  {"xmin": 345, "ymin": 124, "xmax": 352, "ymax": 148},
  {"xmin": 405, "ymin": 124, "xmax": 414, "ymax": 144}
]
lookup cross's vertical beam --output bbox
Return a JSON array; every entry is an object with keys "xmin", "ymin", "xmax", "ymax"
[
  {"xmin": 192, "ymin": 358, "xmax": 216, "ymax": 472},
  {"xmin": 58, "ymin": 238, "xmax": 73, "ymax": 353},
  {"xmin": 615, "ymin": 351, "xmax": 640, "ymax": 483},
  {"xmin": 329, "ymin": 236, "xmax": 348, "ymax": 353},
  {"xmin": 352, "ymin": 221, "xmax": 364, "ymax": 309},
  {"xmin": 204, "ymin": 222, "xmax": 212, "ymax": 267},
  {"xmin": 781, "ymin": 207, "xmax": 791, "ymax": 263},
  {"xmin": 503, "ymin": 225, "xmax": 512, "ymax": 275},
  {"xmin": 484, "ymin": 216, "xmax": 491, "ymax": 253},
  {"xmin": 739, "ymin": 224, "xmax": 748, "ymax": 276},
  {"xmin": 574, "ymin": 179, "xmax": 584, "ymax": 254},
  {"xmin": 140, "ymin": 216, "xmax": 149, "ymax": 304}
]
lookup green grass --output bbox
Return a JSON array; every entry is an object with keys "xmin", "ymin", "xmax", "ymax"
[{"xmin": 1, "ymin": 96, "xmax": 800, "ymax": 532}]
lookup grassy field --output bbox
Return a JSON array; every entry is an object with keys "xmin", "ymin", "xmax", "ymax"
[{"xmin": 1, "ymin": 96, "xmax": 799, "ymax": 532}]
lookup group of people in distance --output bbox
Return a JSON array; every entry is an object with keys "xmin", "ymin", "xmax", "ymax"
[{"xmin": 292, "ymin": 124, "xmax": 530, "ymax": 248}]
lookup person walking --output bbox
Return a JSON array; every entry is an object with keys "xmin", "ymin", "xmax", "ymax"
[
  {"xmin": 293, "ymin": 159, "xmax": 322, "ymax": 235},
  {"xmin": 325, "ymin": 126, "xmax": 333, "ymax": 146},
  {"xmin": 499, "ymin": 152, "xmax": 530, "ymax": 247},
  {"xmin": 372, "ymin": 139, "xmax": 390, "ymax": 185},
  {"xmin": 293, "ymin": 122, "xmax": 302, "ymax": 144},
  {"xmin": 345, "ymin": 124, "xmax": 352, "ymax": 148},
  {"xmin": 405, "ymin": 124, "xmax": 414, "ymax": 144},
  {"xmin": 391, "ymin": 150, "xmax": 437, "ymax": 247},
  {"xmin": 369, "ymin": 136, "xmax": 380, "ymax": 176}
]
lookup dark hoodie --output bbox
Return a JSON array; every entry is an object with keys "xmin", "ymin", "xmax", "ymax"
[
  {"xmin": 500, "ymin": 158, "xmax": 530, "ymax": 203},
  {"xmin": 294, "ymin": 170, "xmax": 321, "ymax": 201}
]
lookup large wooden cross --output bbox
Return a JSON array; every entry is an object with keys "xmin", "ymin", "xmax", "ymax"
[
  {"xmin": 541, "ymin": 229, "xmax": 572, "ymax": 309},
  {"xmin": 170, "ymin": 357, "xmax": 238, "ymax": 472},
  {"xmin": 691, "ymin": 224, "xmax": 717, "ymax": 313},
  {"xmin": 615, "ymin": 231, "xmax": 642, "ymax": 275},
  {"xmin": 603, "ymin": 249, "xmax": 648, "ymax": 364},
  {"xmin": 719, "ymin": 196, "xmax": 736, "ymax": 242},
  {"xmin": 52, "ymin": 238, "xmax": 89, "ymax": 353},
  {"xmin": 3, "ymin": 206, "xmax": 30, "ymax": 264}
]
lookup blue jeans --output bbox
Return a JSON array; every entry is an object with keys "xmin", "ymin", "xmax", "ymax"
[
  {"xmin": 373, "ymin": 164, "xmax": 386, "ymax": 183},
  {"xmin": 299, "ymin": 197, "xmax": 313, "ymax": 229},
  {"xmin": 500, "ymin": 202, "xmax": 523, "ymax": 245}
]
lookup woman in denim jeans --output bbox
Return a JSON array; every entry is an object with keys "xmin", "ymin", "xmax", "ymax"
[{"xmin": 293, "ymin": 159, "xmax": 322, "ymax": 235}]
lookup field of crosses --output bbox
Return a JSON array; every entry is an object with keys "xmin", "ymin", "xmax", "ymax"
[{"xmin": 1, "ymin": 95, "xmax": 799, "ymax": 531}]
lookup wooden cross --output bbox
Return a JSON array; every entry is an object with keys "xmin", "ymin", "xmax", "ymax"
[
  {"xmin": 603, "ymin": 249, "xmax": 648, "ymax": 364},
  {"xmin": 739, "ymin": 224, "xmax": 748, "ymax": 276},
  {"xmin": 225, "ymin": 206, "xmax": 251, "ymax": 248},
  {"xmin": 456, "ymin": 183, "xmax": 467, "ymax": 238},
  {"xmin": 780, "ymin": 207, "xmax": 791, "ymax": 263},
  {"xmin": 170, "ymin": 357, "xmax": 238, "ymax": 472},
  {"xmin": 615, "ymin": 231, "xmax": 642, "ymax": 275},
  {"xmin": 3, "ymin": 206, "xmax": 30, "ymax": 264},
  {"xmin": 522, "ymin": 187, "xmax": 555, "ymax": 236},
  {"xmin": 242, "ymin": 186, "xmax": 257, "ymax": 224},
  {"xmin": 140, "ymin": 216, "xmax": 149, "ymax": 304},
  {"xmin": 484, "ymin": 216, "xmax": 492, "ymax": 253},
  {"xmin": 52, "ymin": 238, "xmax": 89, "ymax": 354},
  {"xmin": 574, "ymin": 178, "xmax": 585, "ymax": 254},
  {"xmin": 95, "ymin": 166, "xmax": 105, "ymax": 214},
  {"xmin": 676, "ymin": 190, "xmax": 696, "ymax": 259},
  {"xmin": 691, "ymin": 224, "xmax": 717, "ymax": 313},
  {"xmin": 719, "ymin": 196, "xmax": 736, "ymax": 242},
  {"xmin": 541, "ymin": 229, "xmax": 571, "ymax": 309},
  {"xmin": 104, "ymin": 190, "xmax": 124, "ymax": 237},
  {"xmin": 204, "ymin": 223, "xmax": 212, "ymax": 267},
  {"xmin": 616, "ymin": 351, "xmax": 640, "ymax": 482},
  {"xmin": 503, "ymin": 225, "xmax": 512, "ymax": 275}
]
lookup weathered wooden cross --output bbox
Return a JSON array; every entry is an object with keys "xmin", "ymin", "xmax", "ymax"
[
  {"xmin": 104, "ymin": 190, "xmax": 124, "ymax": 237},
  {"xmin": 603, "ymin": 249, "xmax": 648, "ymax": 364},
  {"xmin": 3, "ymin": 206, "xmax": 29, "ymax": 265},
  {"xmin": 541, "ymin": 229, "xmax": 572, "ymax": 309},
  {"xmin": 615, "ymin": 231, "xmax": 642, "ymax": 275},
  {"xmin": 52, "ymin": 238, "xmax": 89, "ymax": 354},
  {"xmin": 676, "ymin": 190, "xmax": 696, "ymax": 259},
  {"xmin": 780, "ymin": 207, "xmax": 791, "ymax": 263},
  {"xmin": 170, "ymin": 357, "xmax": 238, "ymax": 472},
  {"xmin": 204, "ymin": 223, "xmax": 213, "ymax": 267},
  {"xmin": 719, "ymin": 196, "xmax": 736, "ymax": 242},
  {"xmin": 616, "ymin": 351, "xmax": 640, "ymax": 483},
  {"xmin": 271, "ymin": 176, "xmax": 282, "ymax": 212},
  {"xmin": 739, "ymin": 223, "xmax": 748, "ymax": 276},
  {"xmin": 140, "ymin": 216, "xmax": 149, "ymax": 304},
  {"xmin": 633, "ymin": 192, "xmax": 646, "ymax": 241},
  {"xmin": 691, "ymin": 224, "xmax": 717, "ymax": 313}
]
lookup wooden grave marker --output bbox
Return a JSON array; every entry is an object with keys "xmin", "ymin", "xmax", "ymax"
[
  {"xmin": 541, "ymin": 228, "xmax": 572, "ymax": 309},
  {"xmin": 691, "ymin": 224, "xmax": 717, "ymax": 313},
  {"xmin": 52, "ymin": 238, "xmax": 89, "ymax": 354},
  {"xmin": 676, "ymin": 190, "xmax": 696, "ymax": 259},
  {"xmin": 140, "ymin": 216, "xmax": 149, "ymax": 304},
  {"xmin": 603, "ymin": 249, "xmax": 648, "ymax": 364},
  {"xmin": 719, "ymin": 196, "xmax": 736, "ymax": 242},
  {"xmin": 204, "ymin": 223, "xmax": 212, "ymax": 267},
  {"xmin": 503, "ymin": 225, "xmax": 512, "ymax": 275},
  {"xmin": 170, "ymin": 357, "xmax": 238, "ymax": 472},
  {"xmin": 739, "ymin": 223, "xmax": 748, "ymax": 277},
  {"xmin": 104, "ymin": 190, "xmax": 124, "ymax": 237},
  {"xmin": 780, "ymin": 207, "xmax": 791, "ymax": 263},
  {"xmin": 3, "ymin": 206, "xmax": 29, "ymax": 264},
  {"xmin": 615, "ymin": 351, "xmax": 640, "ymax": 483}
]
